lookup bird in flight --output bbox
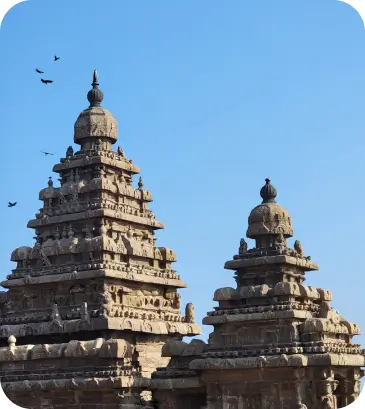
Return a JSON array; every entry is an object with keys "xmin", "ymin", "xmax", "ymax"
[
  {"xmin": 41, "ymin": 151, "xmax": 54, "ymax": 156},
  {"xmin": 41, "ymin": 79, "xmax": 53, "ymax": 84},
  {"xmin": 35, "ymin": 68, "xmax": 44, "ymax": 74},
  {"xmin": 54, "ymin": 55, "xmax": 60, "ymax": 61},
  {"xmin": 8, "ymin": 202, "xmax": 17, "ymax": 208}
]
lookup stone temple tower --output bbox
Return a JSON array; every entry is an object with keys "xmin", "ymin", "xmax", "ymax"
[
  {"xmin": 152, "ymin": 179, "xmax": 365, "ymax": 409},
  {"xmin": 0, "ymin": 71, "xmax": 201, "ymax": 409}
]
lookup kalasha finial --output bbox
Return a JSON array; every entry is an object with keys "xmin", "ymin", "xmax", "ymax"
[
  {"xmin": 92, "ymin": 69, "xmax": 99, "ymax": 86},
  {"xmin": 260, "ymin": 178, "xmax": 277, "ymax": 203},
  {"xmin": 87, "ymin": 69, "xmax": 104, "ymax": 108}
]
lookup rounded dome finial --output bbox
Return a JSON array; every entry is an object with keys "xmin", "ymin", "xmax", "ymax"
[
  {"xmin": 260, "ymin": 178, "xmax": 277, "ymax": 203},
  {"xmin": 87, "ymin": 70, "xmax": 104, "ymax": 107},
  {"xmin": 8, "ymin": 335, "xmax": 16, "ymax": 348},
  {"xmin": 247, "ymin": 178, "xmax": 293, "ymax": 239}
]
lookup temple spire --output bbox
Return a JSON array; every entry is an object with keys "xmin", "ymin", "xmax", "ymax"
[
  {"xmin": 87, "ymin": 69, "xmax": 104, "ymax": 108},
  {"xmin": 92, "ymin": 69, "xmax": 99, "ymax": 86}
]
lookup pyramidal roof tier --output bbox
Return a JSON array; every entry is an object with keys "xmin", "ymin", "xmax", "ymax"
[
  {"xmin": 0, "ymin": 71, "xmax": 201, "ymax": 346},
  {"xmin": 200, "ymin": 179, "xmax": 363, "ymax": 361},
  {"xmin": 152, "ymin": 179, "xmax": 364, "ymax": 409}
]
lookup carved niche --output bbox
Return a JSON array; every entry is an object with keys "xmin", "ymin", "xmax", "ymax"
[{"xmin": 69, "ymin": 285, "xmax": 87, "ymax": 305}]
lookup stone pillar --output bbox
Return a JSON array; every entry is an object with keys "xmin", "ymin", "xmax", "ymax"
[
  {"xmin": 135, "ymin": 341, "xmax": 170, "ymax": 378},
  {"xmin": 206, "ymin": 383, "xmax": 221, "ymax": 409},
  {"xmin": 335, "ymin": 379, "xmax": 360, "ymax": 407},
  {"xmin": 317, "ymin": 378, "xmax": 339, "ymax": 409}
]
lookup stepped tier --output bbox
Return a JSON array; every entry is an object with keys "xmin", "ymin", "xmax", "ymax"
[
  {"xmin": 1, "ymin": 71, "xmax": 201, "ymax": 409},
  {"xmin": 151, "ymin": 179, "xmax": 364, "ymax": 409}
]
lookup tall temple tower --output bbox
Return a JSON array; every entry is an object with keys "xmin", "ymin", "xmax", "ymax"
[
  {"xmin": 0, "ymin": 71, "xmax": 201, "ymax": 409},
  {"xmin": 152, "ymin": 179, "xmax": 365, "ymax": 409}
]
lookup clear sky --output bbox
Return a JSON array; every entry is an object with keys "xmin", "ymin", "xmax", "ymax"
[{"xmin": 0, "ymin": 0, "xmax": 364, "ymax": 347}]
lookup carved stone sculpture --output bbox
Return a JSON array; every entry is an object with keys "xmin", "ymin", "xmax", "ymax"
[
  {"xmin": 238, "ymin": 238, "xmax": 248, "ymax": 256},
  {"xmin": 66, "ymin": 146, "xmax": 74, "ymax": 157},
  {"xmin": 294, "ymin": 239, "xmax": 304, "ymax": 257},
  {"xmin": 51, "ymin": 304, "xmax": 61, "ymax": 321},
  {"xmin": 185, "ymin": 303, "xmax": 195, "ymax": 323},
  {"xmin": 117, "ymin": 145, "xmax": 125, "ymax": 157}
]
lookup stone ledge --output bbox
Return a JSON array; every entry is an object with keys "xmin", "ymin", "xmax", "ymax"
[
  {"xmin": 107, "ymin": 318, "xmax": 202, "ymax": 336},
  {"xmin": 207, "ymin": 302, "xmax": 319, "ymax": 317},
  {"xmin": 224, "ymin": 255, "xmax": 319, "ymax": 271},
  {"xmin": 53, "ymin": 155, "xmax": 141, "ymax": 174},
  {"xmin": 0, "ymin": 317, "xmax": 202, "ymax": 339},
  {"xmin": 189, "ymin": 353, "xmax": 365, "ymax": 371},
  {"xmin": 27, "ymin": 208, "xmax": 164, "ymax": 230},
  {"xmin": 2, "ymin": 375, "xmax": 152, "ymax": 393},
  {"xmin": 213, "ymin": 283, "xmax": 332, "ymax": 301},
  {"xmin": 203, "ymin": 309, "xmax": 313, "ymax": 324},
  {"xmin": 0, "ymin": 338, "xmax": 132, "ymax": 362},
  {"xmin": 1, "ymin": 268, "xmax": 187, "ymax": 289},
  {"xmin": 149, "ymin": 377, "xmax": 201, "ymax": 390},
  {"xmin": 203, "ymin": 311, "xmax": 360, "ymax": 336},
  {"xmin": 202, "ymin": 344, "xmax": 364, "ymax": 358}
]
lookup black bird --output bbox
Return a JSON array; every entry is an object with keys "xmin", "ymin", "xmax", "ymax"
[
  {"xmin": 41, "ymin": 79, "xmax": 53, "ymax": 84},
  {"xmin": 54, "ymin": 55, "xmax": 60, "ymax": 61},
  {"xmin": 41, "ymin": 151, "xmax": 54, "ymax": 156},
  {"xmin": 8, "ymin": 202, "xmax": 17, "ymax": 208},
  {"xmin": 35, "ymin": 68, "xmax": 44, "ymax": 74}
]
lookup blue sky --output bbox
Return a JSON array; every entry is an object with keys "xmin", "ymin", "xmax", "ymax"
[{"xmin": 0, "ymin": 0, "xmax": 364, "ymax": 347}]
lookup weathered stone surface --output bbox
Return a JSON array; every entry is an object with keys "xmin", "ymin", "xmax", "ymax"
[
  {"xmin": 151, "ymin": 179, "xmax": 364, "ymax": 409},
  {"xmin": 0, "ymin": 70, "xmax": 201, "ymax": 409},
  {"xmin": 1, "ymin": 72, "xmax": 363, "ymax": 409}
]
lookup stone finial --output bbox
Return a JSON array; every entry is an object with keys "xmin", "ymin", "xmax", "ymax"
[
  {"xmin": 80, "ymin": 302, "xmax": 90, "ymax": 322},
  {"xmin": 51, "ymin": 304, "xmax": 61, "ymax": 321},
  {"xmin": 8, "ymin": 335, "xmax": 16, "ymax": 348},
  {"xmin": 87, "ymin": 70, "xmax": 104, "ymax": 108},
  {"xmin": 260, "ymin": 178, "xmax": 277, "ymax": 203},
  {"xmin": 294, "ymin": 240, "xmax": 304, "ymax": 257},
  {"xmin": 138, "ymin": 176, "xmax": 144, "ymax": 190},
  {"xmin": 117, "ymin": 146, "xmax": 125, "ymax": 157},
  {"xmin": 238, "ymin": 238, "xmax": 248, "ymax": 256},
  {"xmin": 66, "ymin": 145, "xmax": 74, "ymax": 157},
  {"xmin": 185, "ymin": 303, "xmax": 195, "ymax": 323}
]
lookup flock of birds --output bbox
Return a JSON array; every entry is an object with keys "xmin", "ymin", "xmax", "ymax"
[
  {"xmin": 7, "ymin": 55, "xmax": 62, "ymax": 209},
  {"xmin": 8, "ymin": 62, "xmax": 125, "ymax": 211},
  {"xmin": 35, "ymin": 54, "xmax": 60, "ymax": 85}
]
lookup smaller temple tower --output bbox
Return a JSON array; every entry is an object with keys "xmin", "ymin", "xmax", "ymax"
[{"xmin": 152, "ymin": 178, "xmax": 365, "ymax": 409}]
